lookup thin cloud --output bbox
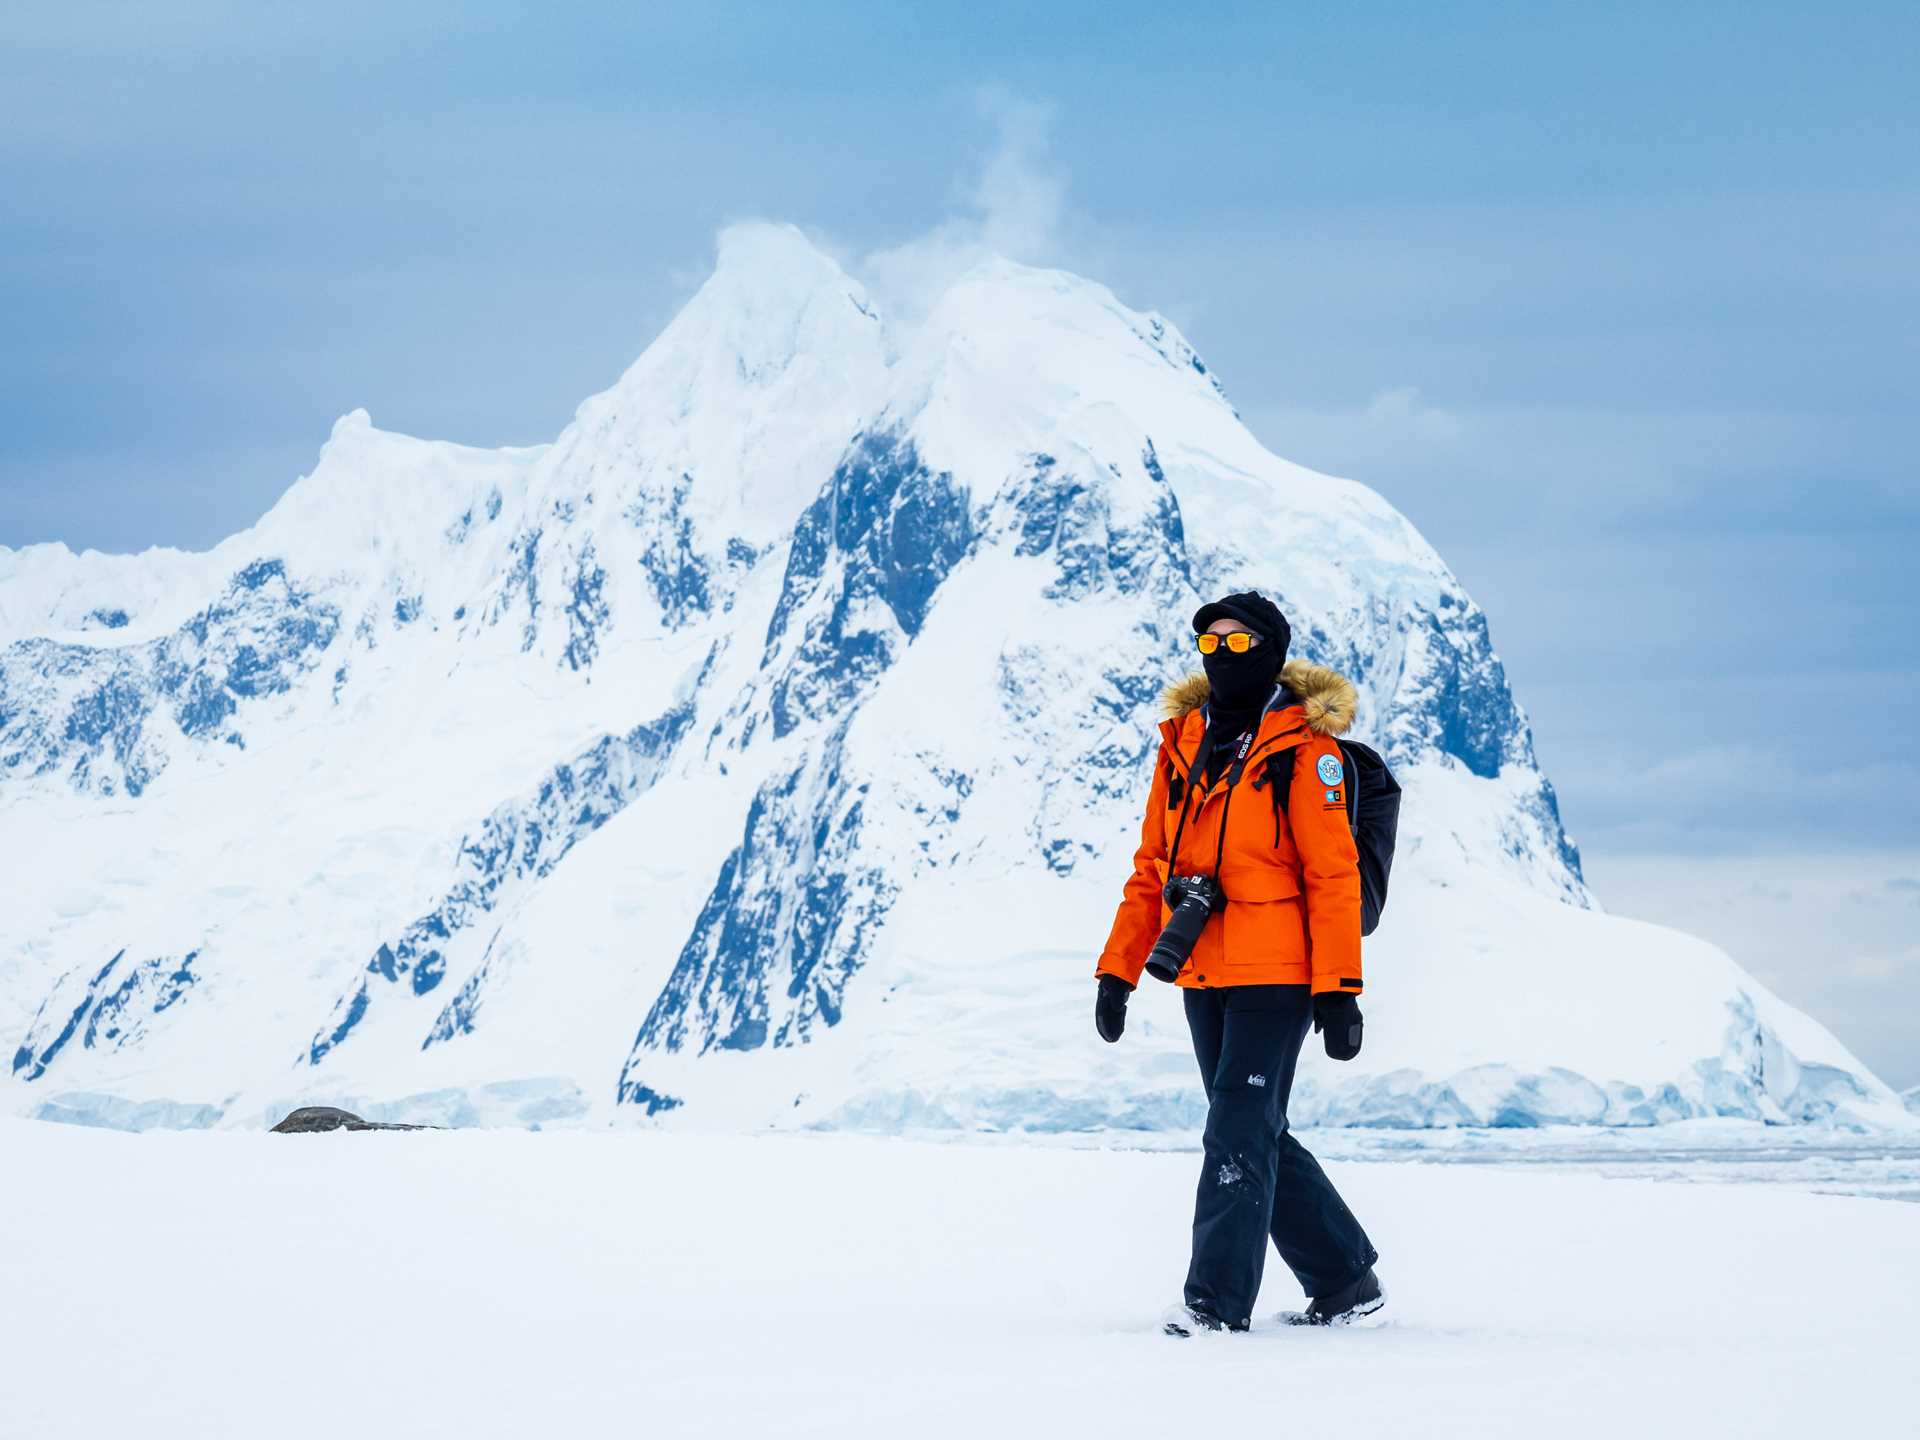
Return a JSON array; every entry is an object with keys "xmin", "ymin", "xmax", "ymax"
[
  {"xmin": 965, "ymin": 89, "xmax": 1065, "ymax": 261},
  {"xmin": 855, "ymin": 89, "xmax": 1069, "ymax": 338}
]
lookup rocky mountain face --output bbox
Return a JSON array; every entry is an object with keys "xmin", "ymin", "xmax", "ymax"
[{"xmin": 1, "ymin": 223, "xmax": 1906, "ymax": 1133}]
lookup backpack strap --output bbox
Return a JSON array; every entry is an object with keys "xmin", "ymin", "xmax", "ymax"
[
  {"xmin": 1251, "ymin": 748, "xmax": 1296, "ymax": 846},
  {"xmin": 1254, "ymin": 748, "xmax": 1297, "ymax": 808},
  {"xmin": 1250, "ymin": 742, "xmax": 1362, "ymax": 842}
]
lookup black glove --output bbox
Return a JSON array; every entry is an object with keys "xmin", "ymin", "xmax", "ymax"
[
  {"xmin": 1095, "ymin": 974, "xmax": 1133, "ymax": 1043},
  {"xmin": 1312, "ymin": 992, "xmax": 1363, "ymax": 1061}
]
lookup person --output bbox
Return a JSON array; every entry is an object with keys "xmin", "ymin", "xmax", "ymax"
[{"xmin": 1094, "ymin": 590, "xmax": 1382, "ymax": 1335}]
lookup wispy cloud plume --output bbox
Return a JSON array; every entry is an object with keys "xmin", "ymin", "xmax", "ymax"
[
  {"xmin": 965, "ymin": 89, "xmax": 1065, "ymax": 260},
  {"xmin": 855, "ymin": 88, "xmax": 1069, "ymax": 336}
]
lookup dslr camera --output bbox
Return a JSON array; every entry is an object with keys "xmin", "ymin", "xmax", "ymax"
[{"xmin": 1144, "ymin": 874, "xmax": 1225, "ymax": 982}]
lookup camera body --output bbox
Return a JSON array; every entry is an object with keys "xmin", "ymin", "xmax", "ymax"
[{"xmin": 1144, "ymin": 873, "xmax": 1226, "ymax": 982}]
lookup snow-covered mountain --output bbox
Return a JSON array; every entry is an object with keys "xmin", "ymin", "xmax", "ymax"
[{"xmin": 2, "ymin": 222, "xmax": 1907, "ymax": 1132}]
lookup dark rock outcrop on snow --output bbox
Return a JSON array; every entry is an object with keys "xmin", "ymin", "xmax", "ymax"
[{"xmin": 270, "ymin": 1105, "xmax": 433, "ymax": 1133}]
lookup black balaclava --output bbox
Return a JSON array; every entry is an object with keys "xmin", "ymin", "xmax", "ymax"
[{"xmin": 1192, "ymin": 591, "xmax": 1291, "ymax": 767}]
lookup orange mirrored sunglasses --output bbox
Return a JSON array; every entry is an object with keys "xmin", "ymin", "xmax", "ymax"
[{"xmin": 1194, "ymin": 631, "xmax": 1258, "ymax": 655}]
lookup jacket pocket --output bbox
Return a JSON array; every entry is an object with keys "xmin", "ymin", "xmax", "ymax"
[
  {"xmin": 1220, "ymin": 892, "xmax": 1307, "ymax": 970},
  {"xmin": 1217, "ymin": 862, "xmax": 1304, "ymax": 969}
]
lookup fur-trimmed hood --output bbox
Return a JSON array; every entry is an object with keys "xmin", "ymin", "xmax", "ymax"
[{"xmin": 1162, "ymin": 659, "xmax": 1357, "ymax": 737}]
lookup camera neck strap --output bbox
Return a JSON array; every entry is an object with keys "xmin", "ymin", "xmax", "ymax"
[
  {"xmin": 1165, "ymin": 722, "xmax": 1256, "ymax": 883},
  {"xmin": 1209, "ymin": 729, "xmax": 1254, "ymax": 882}
]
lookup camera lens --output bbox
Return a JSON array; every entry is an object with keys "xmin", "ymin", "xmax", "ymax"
[{"xmin": 1144, "ymin": 876, "xmax": 1218, "ymax": 982}]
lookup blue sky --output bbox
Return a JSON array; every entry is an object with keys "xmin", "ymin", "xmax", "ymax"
[{"xmin": 3, "ymin": 1, "xmax": 1916, "ymax": 1084}]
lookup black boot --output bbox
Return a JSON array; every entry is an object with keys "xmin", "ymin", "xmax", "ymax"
[
  {"xmin": 1278, "ymin": 1266, "xmax": 1386, "ymax": 1327},
  {"xmin": 1161, "ymin": 1303, "xmax": 1249, "ymax": 1338}
]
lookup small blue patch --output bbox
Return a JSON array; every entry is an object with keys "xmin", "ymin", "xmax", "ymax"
[
  {"xmin": 1316, "ymin": 753, "xmax": 1344, "ymax": 786},
  {"xmin": 1325, "ymin": 788, "xmax": 1341, "ymax": 803}
]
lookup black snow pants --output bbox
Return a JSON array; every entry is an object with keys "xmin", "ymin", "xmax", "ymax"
[{"xmin": 1183, "ymin": 983, "xmax": 1377, "ymax": 1326}]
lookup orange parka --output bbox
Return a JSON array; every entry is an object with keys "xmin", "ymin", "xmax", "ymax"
[{"xmin": 1096, "ymin": 660, "xmax": 1365, "ymax": 995}]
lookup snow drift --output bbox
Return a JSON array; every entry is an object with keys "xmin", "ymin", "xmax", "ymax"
[{"xmin": 0, "ymin": 221, "xmax": 1906, "ymax": 1132}]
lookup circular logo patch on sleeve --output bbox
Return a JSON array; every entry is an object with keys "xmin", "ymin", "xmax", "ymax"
[{"xmin": 1316, "ymin": 753, "xmax": 1344, "ymax": 786}]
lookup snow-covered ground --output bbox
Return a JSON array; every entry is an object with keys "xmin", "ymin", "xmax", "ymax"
[{"xmin": 6, "ymin": 1121, "xmax": 1914, "ymax": 1438}]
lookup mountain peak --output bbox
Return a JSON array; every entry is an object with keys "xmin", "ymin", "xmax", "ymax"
[
  {"xmin": 681, "ymin": 221, "xmax": 880, "ymax": 344},
  {"xmin": 711, "ymin": 220, "xmax": 844, "ymax": 280},
  {"xmin": 590, "ymin": 222, "xmax": 883, "ymax": 404},
  {"xmin": 535, "ymin": 223, "xmax": 890, "ymax": 545},
  {"xmin": 328, "ymin": 407, "xmax": 374, "ymax": 442},
  {"xmin": 873, "ymin": 252, "xmax": 1238, "ymax": 488}
]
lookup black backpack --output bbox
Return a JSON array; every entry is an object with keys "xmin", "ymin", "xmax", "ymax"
[{"xmin": 1255, "ymin": 739, "xmax": 1401, "ymax": 936}]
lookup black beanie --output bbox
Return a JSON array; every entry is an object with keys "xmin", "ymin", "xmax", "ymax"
[{"xmin": 1192, "ymin": 591, "xmax": 1291, "ymax": 665}]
